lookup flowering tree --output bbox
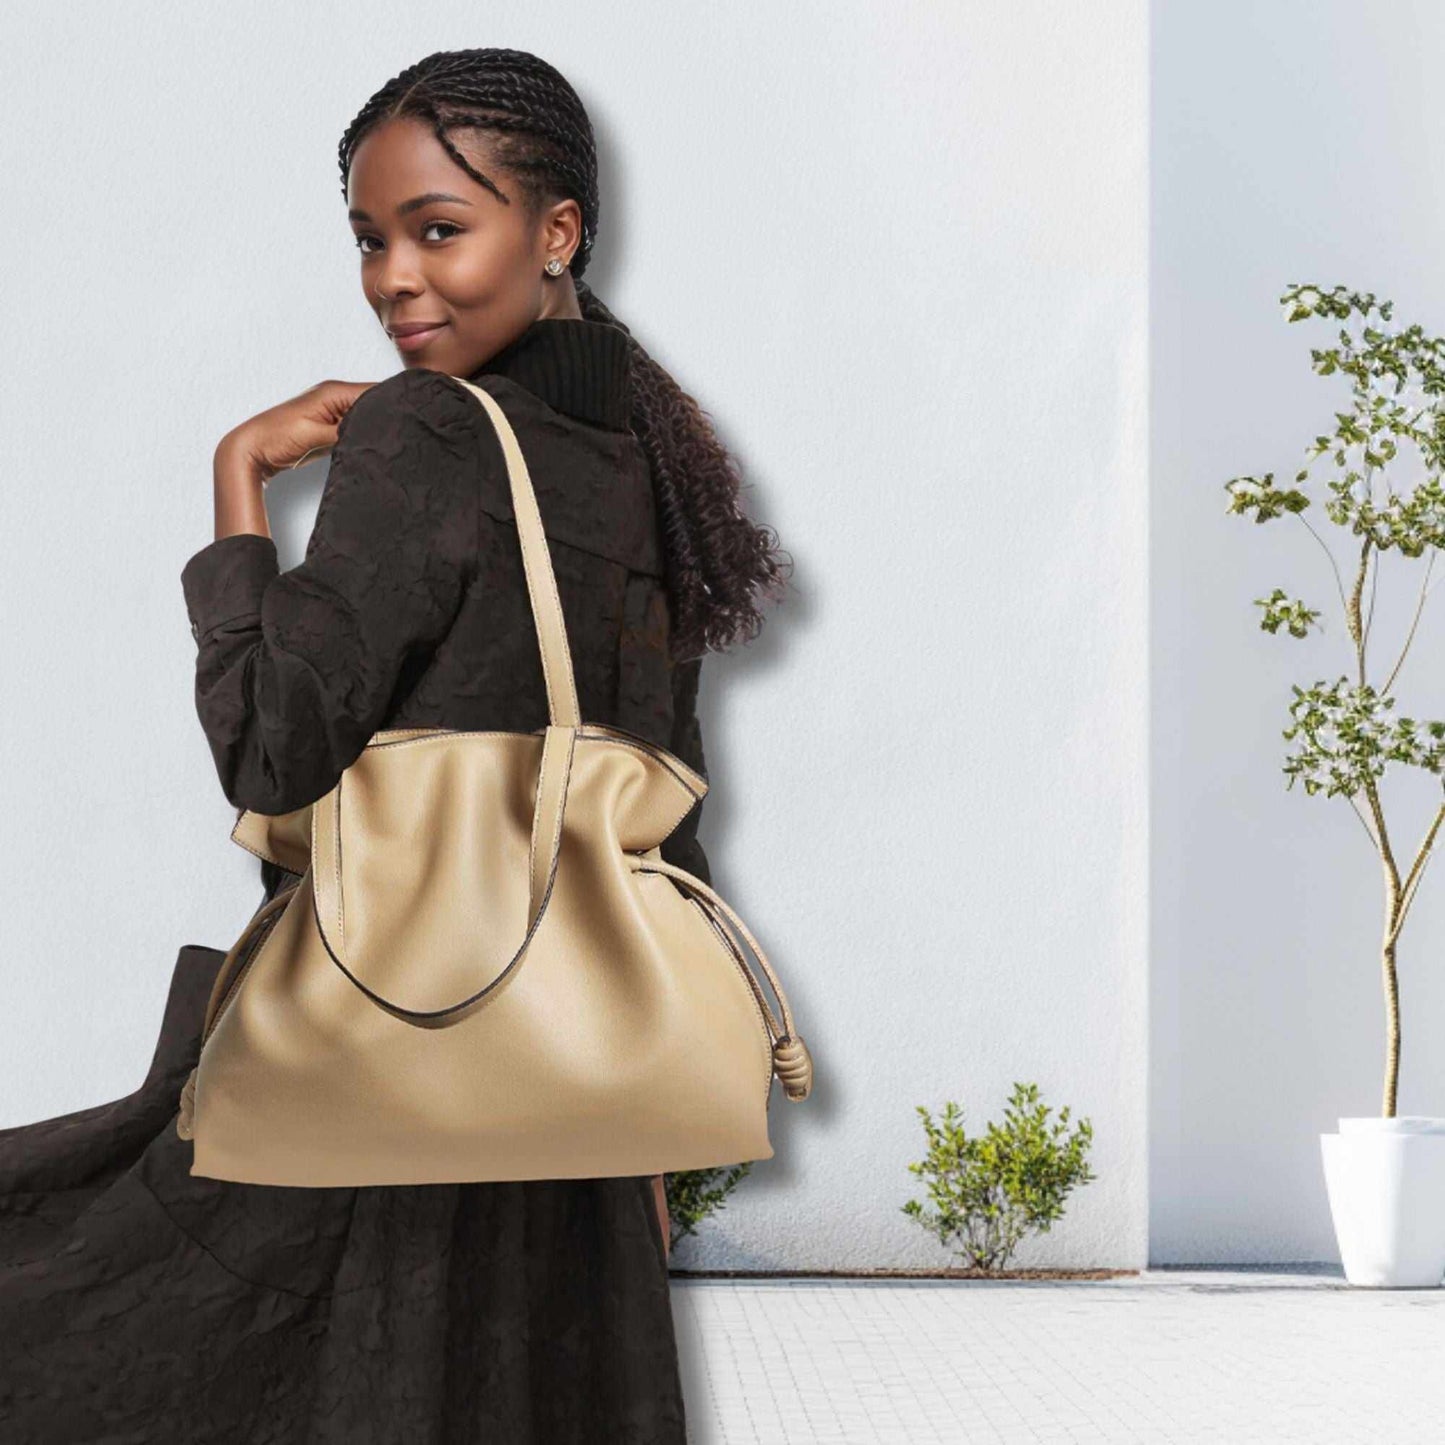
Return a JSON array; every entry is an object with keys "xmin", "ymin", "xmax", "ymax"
[{"xmin": 1225, "ymin": 283, "xmax": 1445, "ymax": 1116}]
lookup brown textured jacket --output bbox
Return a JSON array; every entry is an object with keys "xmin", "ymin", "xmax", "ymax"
[{"xmin": 180, "ymin": 317, "xmax": 710, "ymax": 902}]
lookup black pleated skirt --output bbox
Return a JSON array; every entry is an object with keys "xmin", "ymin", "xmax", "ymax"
[{"xmin": 0, "ymin": 932, "xmax": 687, "ymax": 1443}]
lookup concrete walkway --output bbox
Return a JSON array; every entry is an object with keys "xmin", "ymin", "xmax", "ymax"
[{"xmin": 671, "ymin": 1267, "xmax": 1444, "ymax": 1443}]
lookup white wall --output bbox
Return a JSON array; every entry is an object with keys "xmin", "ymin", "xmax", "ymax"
[
  {"xmin": 0, "ymin": 1, "xmax": 1149, "ymax": 1270},
  {"xmin": 1151, "ymin": 0, "xmax": 1445, "ymax": 1263}
]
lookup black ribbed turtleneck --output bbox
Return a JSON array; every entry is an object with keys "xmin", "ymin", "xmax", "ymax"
[{"xmin": 470, "ymin": 317, "xmax": 632, "ymax": 433}]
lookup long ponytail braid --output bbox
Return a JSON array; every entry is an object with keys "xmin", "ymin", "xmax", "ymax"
[{"xmin": 338, "ymin": 47, "xmax": 792, "ymax": 661}]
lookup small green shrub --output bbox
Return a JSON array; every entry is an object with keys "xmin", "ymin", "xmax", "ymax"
[
  {"xmin": 902, "ymin": 1082, "xmax": 1095, "ymax": 1271},
  {"xmin": 664, "ymin": 1163, "xmax": 752, "ymax": 1251}
]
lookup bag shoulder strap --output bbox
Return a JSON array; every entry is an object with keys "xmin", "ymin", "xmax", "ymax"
[{"xmin": 452, "ymin": 377, "xmax": 581, "ymax": 729}]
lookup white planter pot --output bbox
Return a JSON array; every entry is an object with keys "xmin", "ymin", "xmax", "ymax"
[{"xmin": 1320, "ymin": 1119, "xmax": 1445, "ymax": 1287}]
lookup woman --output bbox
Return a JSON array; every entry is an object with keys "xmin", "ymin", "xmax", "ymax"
[{"xmin": 0, "ymin": 46, "xmax": 790, "ymax": 1442}]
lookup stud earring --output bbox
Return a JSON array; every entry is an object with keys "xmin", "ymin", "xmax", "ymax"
[{"xmin": 544, "ymin": 257, "xmax": 567, "ymax": 277}]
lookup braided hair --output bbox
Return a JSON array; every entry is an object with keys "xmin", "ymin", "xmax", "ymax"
[{"xmin": 337, "ymin": 47, "xmax": 792, "ymax": 662}]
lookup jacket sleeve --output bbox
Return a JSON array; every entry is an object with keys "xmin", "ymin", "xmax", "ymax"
[
  {"xmin": 180, "ymin": 368, "xmax": 478, "ymax": 815},
  {"xmin": 658, "ymin": 654, "xmax": 712, "ymax": 886}
]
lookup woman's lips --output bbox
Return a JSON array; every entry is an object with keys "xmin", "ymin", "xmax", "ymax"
[{"xmin": 391, "ymin": 322, "xmax": 448, "ymax": 353}]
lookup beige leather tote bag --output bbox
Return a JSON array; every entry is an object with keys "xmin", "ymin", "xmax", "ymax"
[{"xmin": 176, "ymin": 377, "xmax": 814, "ymax": 1187}]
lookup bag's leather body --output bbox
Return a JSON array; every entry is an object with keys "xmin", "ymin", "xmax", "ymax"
[{"xmin": 178, "ymin": 378, "xmax": 813, "ymax": 1187}]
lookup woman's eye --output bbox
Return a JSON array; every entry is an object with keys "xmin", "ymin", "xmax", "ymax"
[{"xmin": 353, "ymin": 221, "xmax": 460, "ymax": 255}]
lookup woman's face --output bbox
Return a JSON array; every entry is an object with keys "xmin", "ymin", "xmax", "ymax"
[{"xmin": 346, "ymin": 115, "xmax": 582, "ymax": 375}]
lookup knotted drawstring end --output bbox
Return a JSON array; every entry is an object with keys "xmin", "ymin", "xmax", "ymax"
[{"xmin": 772, "ymin": 1034, "xmax": 813, "ymax": 1101}]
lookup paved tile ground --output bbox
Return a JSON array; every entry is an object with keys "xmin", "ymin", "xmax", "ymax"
[{"xmin": 669, "ymin": 1267, "xmax": 1445, "ymax": 1444}]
